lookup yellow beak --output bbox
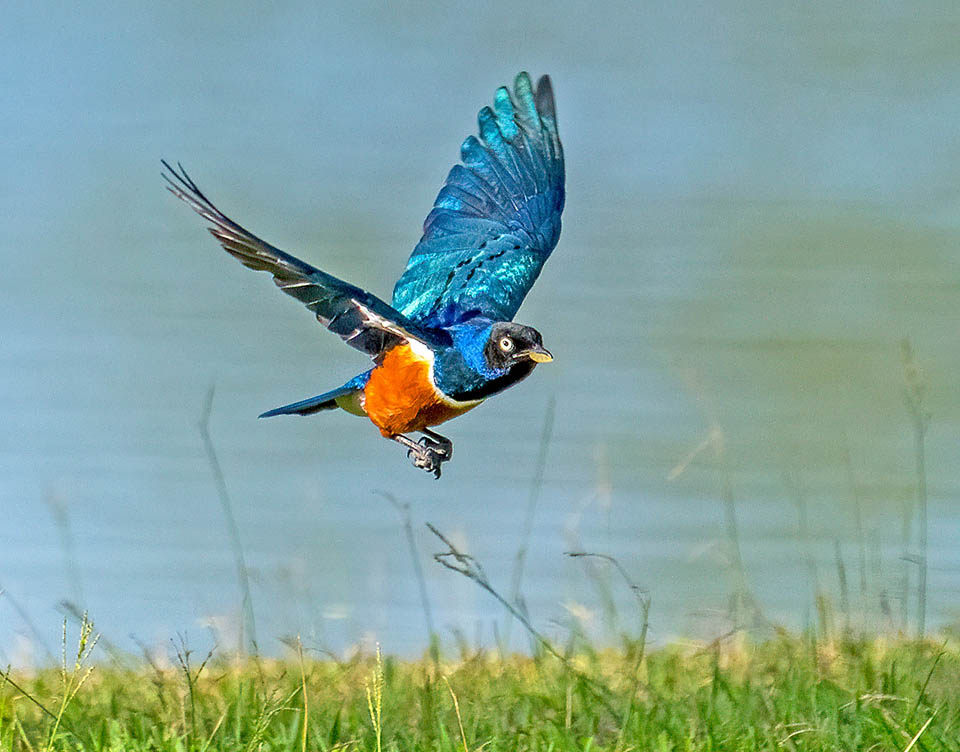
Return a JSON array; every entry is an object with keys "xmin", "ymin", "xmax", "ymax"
[{"xmin": 526, "ymin": 347, "xmax": 554, "ymax": 363}]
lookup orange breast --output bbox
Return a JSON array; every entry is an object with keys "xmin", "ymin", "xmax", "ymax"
[{"xmin": 363, "ymin": 343, "xmax": 480, "ymax": 436}]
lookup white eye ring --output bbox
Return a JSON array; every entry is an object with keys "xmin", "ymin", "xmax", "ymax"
[{"xmin": 499, "ymin": 336, "xmax": 514, "ymax": 352}]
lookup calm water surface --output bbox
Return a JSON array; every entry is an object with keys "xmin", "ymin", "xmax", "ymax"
[{"xmin": 2, "ymin": 2, "xmax": 960, "ymax": 662}]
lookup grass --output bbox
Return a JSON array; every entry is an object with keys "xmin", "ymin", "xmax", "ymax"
[
  {"xmin": 2, "ymin": 626, "xmax": 959, "ymax": 751},
  {"xmin": 2, "ymin": 348, "xmax": 949, "ymax": 750}
]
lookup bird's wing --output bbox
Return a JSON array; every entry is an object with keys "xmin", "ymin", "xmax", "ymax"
[
  {"xmin": 163, "ymin": 162, "xmax": 438, "ymax": 362},
  {"xmin": 391, "ymin": 72, "xmax": 564, "ymax": 326}
]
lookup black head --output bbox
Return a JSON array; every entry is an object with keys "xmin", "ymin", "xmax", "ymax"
[{"xmin": 483, "ymin": 322, "xmax": 553, "ymax": 372}]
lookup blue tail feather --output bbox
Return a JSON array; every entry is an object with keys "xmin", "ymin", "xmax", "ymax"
[{"xmin": 259, "ymin": 372, "xmax": 370, "ymax": 418}]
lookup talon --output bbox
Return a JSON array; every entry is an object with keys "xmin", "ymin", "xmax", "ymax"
[
  {"xmin": 407, "ymin": 444, "xmax": 442, "ymax": 476},
  {"xmin": 394, "ymin": 432, "xmax": 450, "ymax": 478},
  {"xmin": 417, "ymin": 436, "xmax": 450, "ymax": 460},
  {"xmin": 419, "ymin": 432, "xmax": 453, "ymax": 460}
]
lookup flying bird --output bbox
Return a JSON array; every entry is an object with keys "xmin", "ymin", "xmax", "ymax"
[{"xmin": 164, "ymin": 72, "xmax": 564, "ymax": 478}]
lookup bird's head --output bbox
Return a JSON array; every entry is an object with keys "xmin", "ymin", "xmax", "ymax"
[{"xmin": 483, "ymin": 322, "xmax": 553, "ymax": 371}]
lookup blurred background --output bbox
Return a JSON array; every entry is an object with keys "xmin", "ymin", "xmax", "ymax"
[{"xmin": 2, "ymin": 1, "xmax": 959, "ymax": 664}]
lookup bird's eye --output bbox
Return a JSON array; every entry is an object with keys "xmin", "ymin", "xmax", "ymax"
[{"xmin": 499, "ymin": 337, "xmax": 514, "ymax": 352}]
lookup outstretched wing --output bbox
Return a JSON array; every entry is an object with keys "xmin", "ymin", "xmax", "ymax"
[
  {"xmin": 391, "ymin": 72, "xmax": 565, "ymax": 326},
  {"xmin": 163, "ymin": 162, "xmax": 437, "ymax": 361}
]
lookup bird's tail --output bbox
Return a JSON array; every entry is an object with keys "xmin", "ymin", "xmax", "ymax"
[{"xmin": 259, "ymin": 372, "xmax": 370, "ymax": 418}]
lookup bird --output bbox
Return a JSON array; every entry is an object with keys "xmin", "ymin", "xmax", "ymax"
[{"xmin": 164, "ymin": 72, "xmax": 564, "ymax": 478}]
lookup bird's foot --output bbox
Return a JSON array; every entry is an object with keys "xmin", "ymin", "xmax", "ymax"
[
  {"xmin": 394, "ymin": 432, "xmax": 452, "ymax": 479},
  {"xmin": 406, "ymin": 442, "xmax": 445, "ymax": 479},
  {"xmin": 419, "ymin": 430, "xmax": 453, "ymax": 460}
]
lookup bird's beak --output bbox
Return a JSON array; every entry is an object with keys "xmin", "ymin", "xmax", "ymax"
[{"xmin": 525, "ymin": 345, "xmax": 554, "ymax": 363}]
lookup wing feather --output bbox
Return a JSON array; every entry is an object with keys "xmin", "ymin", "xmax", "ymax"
[
  {"xmin": 391, "ymin": 72, "xmax": 564, "ymax": 325},
  {"xmin": 163, "ymin": 161, "xmax": 436, "ymax": 361}
]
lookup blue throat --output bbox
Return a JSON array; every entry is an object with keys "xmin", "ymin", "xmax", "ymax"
[{"xmin": 432, "ymin": 319, "xmax": 536, "ymax": 402}]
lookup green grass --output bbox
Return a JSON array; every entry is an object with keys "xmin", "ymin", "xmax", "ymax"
[{"xmin": 2, "ymin": 627, "xmax": 958, "ymax": 751}]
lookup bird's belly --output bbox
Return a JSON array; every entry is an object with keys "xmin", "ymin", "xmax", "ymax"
[{"xmin": 364, "ymin": 343, "xmax": 481, "ymax": 436}]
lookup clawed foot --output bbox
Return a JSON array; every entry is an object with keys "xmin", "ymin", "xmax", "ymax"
[
  {"xmin": 394, "ymin": 431, "xmax": 454, "ymax": 479},
  {"xmin": 406, "ymin": 442, "xmax": 445, "ymax": 479},
  {"xmin": 420, "ymin": 430, "xmax": 453, "ymax": 460}
]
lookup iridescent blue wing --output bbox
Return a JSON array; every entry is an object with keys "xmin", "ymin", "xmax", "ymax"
[
  {"xmin": 163, "ymin": 162, "xmax": 439, "ymax": 362},
  {"xmin": 391, "ymin": 72, "xmax": 564, "ymax": 325}
]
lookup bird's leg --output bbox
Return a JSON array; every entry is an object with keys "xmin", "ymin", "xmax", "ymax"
[
  {"xmin": 420, "ymin": 428, "xmax": 453, "ymax": 460},
  {"xmin": 392, "ymin": 433, "xmax": 446, "ymax": 479}
]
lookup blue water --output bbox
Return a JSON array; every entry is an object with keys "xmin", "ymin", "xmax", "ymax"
[{"xmin": 2, "ymin": 1, "xmax": 960, "ymax": 664}]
